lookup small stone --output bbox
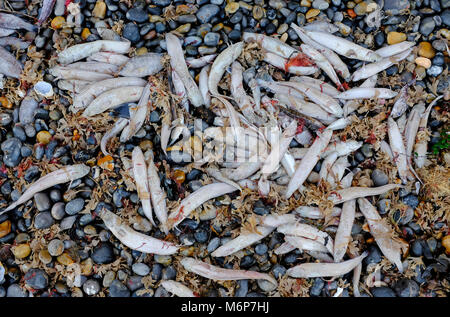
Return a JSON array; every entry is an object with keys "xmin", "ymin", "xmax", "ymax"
[
  {"xmin": 204, "ymin": 32, "xmax": 220, "ymax": 46},
  {"xmin": 415, "ymin": 57, "xmax": 432, "ymax": 69},
  {"xmin": 39, "ymin": 249, "xmax": 52, "ymax": 264},
  {"xmin": 442, "ymin": 235, "xmax": 450, "ymax": 254},
  {"xmin": 225, "ymin": 2, "xmax": 240, "ymax": 14},
  {"xmin": 126, "ymin": 8, "xmax": 148, "ymax": 23},
  {"xmin": 7, "ymin": 284, "xmax": 28, "ymax": 297},
  {"xmin": 109, "ymin": 280, "xmax": 130, "ymax": 297},
  {"xmin": 312, "ymin": 0, "xmax": 329, "ymax": 10},
  {"xmin": 418, "ymin": 42, "xmax": 436, "ymax": 58},
  {"xmin": 48, "ymin": 239, "xmax": 64, "ymax": 257},
  {"xmin": 123, "ymin": 22, "xmax": 140, "ymax": 43},
  {"xmin": 393, "ymin": 279, "xmax": 419, "ymax": 297},
  {"xmin": 65, "ymin": 198, "xmax": 85, "ymax": 215},
  {"xmin": 34, "ymin": 192, "xmax": 51, "ymax": 211},
  {"xmin": 81, "ymin": 258, "xmax": 93, "ymax": 275},
  {"xmin": 51, "ymin": 16, "xmax": 65, "ymax": 29},
  {"xmin": 154, "ymin": 255, "xmax": 172, "ymax": 266},
  {"xmin": 419, "ymin": 17, "xmax": 436, "ymax": 36},
  {"xmin": 36, "ymin": 131, "xmax": 52, "ymax": 144},
  {"xmin": 24, "ymin": 269, "xmax": 48, "ymax": 290},
  {"xmin": 60, "ymin": 215, "xmax": 77, "ymax": 230},
  {"xmin": 371, "ymin": 169, "xmax": 389, "ymax": 186},
  {"xmin": 387, "ymin": 32, "xmax": 406, "ymax": 45},
  {"xmin": 92, "ymin": 243, "xmax": 115, "ymax": 264},
  {"xmin": 0, "ymin": 220, "xmax": 11, "ymax": 238},
  {"xmin": 207, "ymin": 237, "xmax": 221, "ymax": 253},
  {"xmin": 426, "ymin": 65, "xmax": 443, "ymax": 77},
  {"xmin": 371, "ymin": 287, "xmax": 396, "ymax": 297},
  {"xmin": 57, "ymin": 252, "xmax": 75, "ymax": 265},
  {"xmin": 305, "ymin": 8, "xmax": 320, "ymax": 19},
  {"xmin": 132, "ymin": 263, "xmax": 150, "ymax": 276},
  {"xmin": 2, "ymin": 137, "xmax": 22, "ymax": 167},
  {"xmin": 310, "ymin": 278, "xmax": 325, "ymax": 296},
  {"xmin": 83, "ymin": 279, "xmax": 100, "ymax": 296},
  {"xmin": 92, "ymin": 1, "xmax": 107, "ymax": 19},
  {"xmin": 196, "ymin": 4, "xmax": 220, "ymax": 24},
  {"xmin": 34, "ymin": 212, "xmax": 55, "ymax": 229},
  {"xmin": 12, "ymin": 243, "xmax": 31, "ymax": 259}
]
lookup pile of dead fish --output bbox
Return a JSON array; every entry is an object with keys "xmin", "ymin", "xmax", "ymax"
[{"xmin": 2, "ymin": 17, "xmax": 445, "ymax": 297}]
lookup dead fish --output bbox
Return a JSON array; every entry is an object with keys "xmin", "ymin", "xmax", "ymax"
[
  {"xmin": 100, "ymin": 209, "xmax": 178, "ymax": 255},
  {"xmin": 300, "ymin": 44, "xmax": 342, "ymax": 88},
  {"xmin": 336, "ymin": 87, "xmax": 397, "ymax": 100},
  {"xmin": 284, "ymin": 235, "xmax": 330, "ymax": 253},
  {"xmin": 0, "ymin": 46, "xmax": 22, "ymax": 78},
  {"xmin": 57, "ymin": 40, "xmax": 131, "ymax": 65},
  {"xmin": 0, "ymin": 13, "xmax": 36, "ymax": 32},
  {"xmin": 333, "ymin": 199, "xmax": 356, "ymax": 262},
  {"xmin": 57, "ymin": 79, "xmax": 91, "ymax": 94},
  {"xmin": 82, "ymin": 86, "xmax": 144, "ymax": 117},
  {"xmin": 1, "ymin": 164, "xmax": 90, "ymax": 215},
  {"xmin": 186, "ymin": 54, "xmax": 217, "ymax": 68},
  {"xmin": 328, "ymin": 184, "xmax": 402, "ymax": 205},
  {"xmin": 387, "ymin": 116, "xmax": 410, "ymax": 183},
  {"xmin": 166, "ymin": 33, "xmax": 204, "ymax": 107},
  {"xmin": 263, "ymin": 51, "xmax": 318, "ymax": 76},
  {"xmin": 285, "ymin": 129, "xmax": 333, "ymax": 198},
  {"xmin": 38, "ymin": 0, "xmax": 56, "ymax": 25},
  {"xmin": 146, "ymin": 157, "xmax": 168, "ymax": 233},
  {"xmin": 277, "ymin": 222, "xmax": 335, "ymax": 254},
  {"xmin": 357, "ymin": 198, "xmax": 405, "ymax": 272},
  {"xmin": 132, "ymin": 146, "xmax": 155, "ymax": 226},
  {"xmin": 71, "ymin": 77, "xmax": 146, "ymax": 112},
  {"xmin": 295, "ymin": 206, "xmax": 342, "ymax": 220},
  {"xmin": 171, "ymin": 69, "xmax": 189, "ymax": 112},
  {"xmin": 303, "ymin": 30, "xmax": 381, "ymax": 62},
  {"xmin": 287, "ymin": 252, "xmax": 368, "ymax": 278},
  {"xmin": 87, "ymin": 51, "xmax": 130, "ymax": 66},
  {"xmin": 391, "ymin": 81, "xmax": 414, "ymax": 118},
  {"xmin": 100, "ymin": 118, "xmax": 128, "ymax": 156},
  {"xmin": 181, "ymin": 258, "xmax": 277, "ymax": 288},
  {"xmin": 160, "ymin": 281, "xmax": 196, "ymax": 297},
  {"xmin": 291, "ymin": 24, "xmax": 351, "ymax": 81},
  {"xmin": 0, "ymin": 28, "xmax": 15, "ymax": 37},
  {"xmin": 375, "ymin": 41, "xmax": 415, "ymax": 58},
  {"xmin": 119, "ymin": 53, "xmax": 163, "ymax": 77},
  {"xmin": 243, "ymin": 32, "xmax": 298, "ymax": 59},
  {"xmin": 0, "ymin": 37, "xmax": 30, "ymax": 50},
  {"xmin": 167, "ymin": 183, "xmax": 237, "ymax": 228},
  {"xmin": 414, "ymin": 95, "xmax": 443, "ymax": 168},
  {"xmin": 208, "ymin": 41, "xmax": 244, "ymax": 96},
  {"xmin": 121, "ymin": 84, "xmax": 151, "ymax": 142},
  {"xmin": 49, "ymin": 66, "xmax": 113, "ymax": 81}
]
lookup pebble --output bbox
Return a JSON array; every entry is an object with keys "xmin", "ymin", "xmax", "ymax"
[
  {"xmin": 420, "ymin": 17, "xmax": 436, "ymax": 36},
  {"xmin": 65, "ymin": 198, "xmax": 85, "ymax": 215},
  {"xmin": 123, "ymin": 22, "xmax": 140, "ymax": 43},
  {"xmin": 418, "ymin": 42, "xmax": 436, "ymax": 58},
  {"xmin": 393, "ymin": 279, "xmax": 419, "ymax": 297},
  {"xmin": 132, "ymin": 263, "xmax": 150, "ymax": 276},
  {"xmin": 34, "ymin": 212, "xmax": 55, "ymax": 229},
  {"xmin": 442, "ymin": 235, "xmax": 450, "ymax": 254},
  {"xmin": 235, "ymin": 280, "xmax": 248, "ymax": 297},
  {"xmin": 34, "ymin": 193, "xmax": 51, "ymax": 212},
  {"xmin": 1, "ymin": 138, "xmax": 22, "ymax": 167},
  {"xmin": 387, "ymin": 32, "xmax": 406, "ymax": 44},
  {"xmin": 310, "ymin": 278, "xmax": 325, "ymax": 296},
  {"xmin": 126, "ymin": 8, "xmax": 148, "ymax": 23},
  {"xmin": 371, "ymin": 287, "xmax": 396, "ymax": 297},
  {"xmin": 196, "ymin": 4, "xmax": 220, "ymax": 23},
  {"xmin": 24, "ymin": 269, "xmax": 48, "ymax": 290},
  {"xmin": 12, "ymin": 243, "xmax": 31, "ymax": 259},
  {"xmin": 0, "ymin": 220, "xmax": 11, "ymax": 238},
  {"xmin": 6, "ymin": 284, "xmax": 28, "ymax": 297},
  {"xmin": 109, "ymin": 280, "xmax": 130, "ymax": 297},
  {"xmin": 371, "ymin": 169, "xmax": 389, "ymax": 186},
  {"xmin": 91, "ymin": 243, "xmax": 115, "ymax": 264},
  {"xmin": 48, "ymin": 239, "xmax": 64, "ymax": 257},
  {"xmin": 92, "ymin": 1, "xmax": 107, "ymax": 19}
]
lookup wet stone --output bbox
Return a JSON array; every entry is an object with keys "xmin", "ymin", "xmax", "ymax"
[
  {"xmin": 65, "ymin": 198, "xmax": 85, "ymax": 215},
  {"xmin": 34, "ymin": 212, "xmax": 55, "ymax": 229},
  {"xmin": 34, "ymin": 193, "xmax": 51, "ymax": 212},
  {"xmin": 204, "ymin": 32, "xmax": 220, "ymax": 46},
  {"xmin": 24, "ymin": 269, "xmax": 48, "ymax": 290},
  {"xmin": 83, "ymin": 279, "xmax": 100, "ymax": 296},
  {"xmin": 235, "ymin": 280, "xmax": 248, "ymax": 297},
  {"xmin": 91, "ymin": 243, "xmax": 115, "ymax": 264},
  {"xmin": 123, "ymin": 22, "xmax": 140, "ymax": 43},
  {"xmin": 196, "ymin": 4, "xmax": 220, "ymax": 23},
  {"xmin": 364, "ymin": 245, "xmax": 382, "ymax": 265},
  {"xmin": 272, "ymin": 264, "xmax": 286, "ymax": 279},
  {"xmin": 310, "ymin": 278, "xmax": 325, "ymax": 296},
  {"xmin": 6, "ymin": 284, "xmax": 28, "ymax": 297},
  {"xmin": 207, "ymin": 237, "xmax": 220, "ymax": 253},
  {"xmin": 126, "ymin": 8, "xmax": 148, "ymax": 23},
  {"xmin": 109, "ymin": 280, "xmax": 130, "ymax": 297},
  {"xmin": 162, "ymin": 266, "xmax": 176, "ymax": 280},
  {"xmin": 132, "ymin": 263, "xmax": 150, "ymax": 276},
  {"xmin": 371, "ymin": 287, "xmax": 396, "ymax": 297},
  {"xmin": 419, "ymin": 17, "xmax": 436, "ymax": 36},
  {"xmin": 126, "ymin": 275, "xmax": 143, "ymax": 291},
  {"xmin": 1, "ymin": 137, "xmax": 22, "ymax": 167}
]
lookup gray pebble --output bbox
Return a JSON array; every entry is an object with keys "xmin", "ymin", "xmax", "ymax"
[
  {"xmin": 34, "ymin": 192, "xmax": 51, "ymax": 211},
  {"xmin": 34, "ymin": 212, "xmax": 55, "ymax": 229}
]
